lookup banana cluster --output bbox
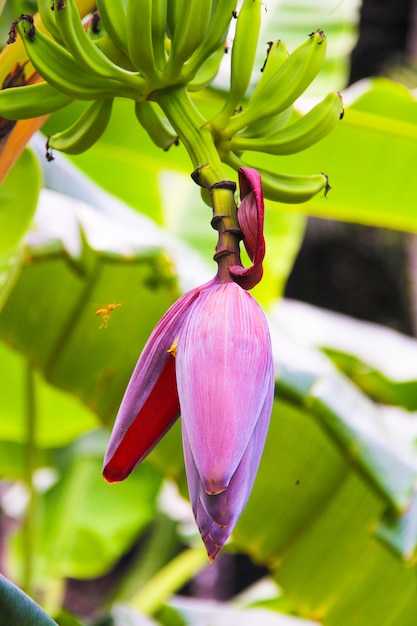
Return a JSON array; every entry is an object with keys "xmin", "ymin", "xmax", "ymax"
[
  {"xmin": 0, "ymin": 0, "xmax": 343, "ymax": 204},
  {"xmin": 209, "ymin": 26, "xmax": 343, "ymax": 202}
]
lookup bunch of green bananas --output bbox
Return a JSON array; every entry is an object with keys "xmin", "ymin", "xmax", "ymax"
[{"xmin": 0, "ymin": 0, "xmax": 343, "ymax": 204}]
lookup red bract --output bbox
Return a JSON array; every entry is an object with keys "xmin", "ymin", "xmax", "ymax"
[{"xmin": 103, "ymin": 169, "xmax": 275, "ymax": 560}]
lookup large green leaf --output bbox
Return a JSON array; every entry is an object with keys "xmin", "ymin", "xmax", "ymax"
[
  {"xmin": 8, "ymin": 431, "xmax": 162, "ymax": 582},
  {"xmin": 0, "ymin": 148, "xmax": 41, "ymax": 309},
  {"xmin": 275, "ymin": 299, "xmax": 417, "ymax": 411},
  {"xmin": 0, "ymin": 340, "xmax": 99, "ymax": 448},
  {"xmin": 0, "ymin": 187, "xmax": 180, "ymax": 425}
]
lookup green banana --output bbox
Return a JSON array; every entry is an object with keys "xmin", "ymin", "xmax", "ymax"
[
  {"xmin": 47, "ymin": 98, "xmax": 113, "ymax": 154},
  {"xmin": 184, "ymin": 0, "xmax": 238, "ymax": 78},
  {"xmin": 238, "ymin": 106, "xmax": 294, "ymax": 139},
  {"xmin": 227, "ymin": 30, "xmax": 328, "ymax": 134},
  {"xmin": 125, "ymin": 0, "xmax": 162, "ymax": 80},
  {"xmin": 167, "ymin": 0, "xmax": 213, "ymax": 75},
  {"xmin": 211, "ymin": 0, "xmax": 262, "ymax": 129},
  {"xmin": 166, "ymin": 0, "xmax": 183, "ymax": 40},
  {"xmin": 188, "ymin": 46, "xmax": 224, "ymax": 91},
  {"xmin": 38, "ymin": 0, "xmax": 64, "ymax": 44},
  {"xmin": 259, "ymin": 168, "xmax": 330, "ymax": 204},
  {"xmin": 0, "ymin": 81, "xmax": 73, "ymax": 119},
  {"xmin": 15, "ymin": 18, "xmax": 146, "ymax": 100},
  {"xmin": 257, "ymin": 39, "xmax": 289, "ymax": 86},
  {"xmin": 96, "ymin": 0, "xmax": 129, "ymax": 56},
  {"xmin": 134, "ymin": 101, "xmax": 178, "ymax": 150},
  {"xmin": 224, "ymin": 152, "xmax": 329, "ymax": 203},
  {"xmin": 52, "ymin": 0, "xmax": 141, "ymax": 88},
  {"xmin": 151, "ymin": 0, "xmax": 168, "ymax": 71},
  {"xmin": 230, "ymin": 91, "xmax": 343, "ymax": 155}
]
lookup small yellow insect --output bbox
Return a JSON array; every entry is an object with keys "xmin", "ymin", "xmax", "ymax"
[{"xmin": 95, "ymin": 303, "xmax": 122, "ymax": 329}]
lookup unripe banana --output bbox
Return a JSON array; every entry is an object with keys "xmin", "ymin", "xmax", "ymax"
[
  {"xmin": 230, "ymin": 92, "xmax": 343, "ymax": 155},
  {"xmin": 47, "ymin": 98, "xmax": 113, "ymax": 154},
  {"xmin": 227, "ymin": 30, "xmax": 328, "ymax": 134},
  {"xmin": 0, "ymin": 81, "xmax": 72, "ymax": 119},
  {"xmin": 16, "ymin": 18, "xmax": 146, "ymax": 100},
  {"xmin": 224, "ymin": 153, "xmax": 329, "ymax": 203},
  {"xmin": 134, "ymin": 101, "xmax": 179, "ymax": 150},
  {"xmin": 188, "ymin": 46, "xmax": 224, "ymax": 92},
  {"xmin": 211, "ymin": 0, "xmax": 262, "ymax": 129},
  {"xmin": 259, "ymin": 168, "xmax": 330, "ymax": 204},
  {"xmin": 126, "ymin": 0, "xmax": 155, "ymax": 79},
  {"xmin": 184, "ymin": 0, "xmax": 238, "ymax": 78},
  {"xmin": 167, "ymin": 0, "xmax": 212, "ymax": 75},
  {"xmin": 96, "ymin": 0, "xmax": 129, "ymax": 56},
  {"xmin": 38, "ymin": 0, "xmax": 64, "ymax": 44},
  {"xmin": 53, "ymin": 0, "xmax": 141, "ymax": 88},
  {"xmin": 151, "ymin": 0, "xmax": 168, "ymax": 72},
  {"xmin": 166, "ymin": 0, "xmax": 183, "ymax": 39},
  {"xmin": 238, "ymin": 107, "xmax": 293, "ymax": 139},
  {"xmin": 257, "ymin": 39, "xmax": 289, "ymax": 85}
]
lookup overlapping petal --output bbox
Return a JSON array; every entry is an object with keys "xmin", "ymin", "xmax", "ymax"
[
  {"xmin": 229, "ymin": 168, "xmax": 266, "ymax": 289},
  {"xmin": 176, "ymin": 281, "xmax": 274, "ymax": 495},
  {"xmin": 182, "ymin": 374, "xmax": 274, "ymax": 561},
  {"xmin": 103, "ymin": 277, "xmax": 218, "ymax": 483}
]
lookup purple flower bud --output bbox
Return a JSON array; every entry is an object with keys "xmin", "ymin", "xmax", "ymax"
[{"xmin": 103, "ymin": 169, "xmax": 274, "ymax": 560}]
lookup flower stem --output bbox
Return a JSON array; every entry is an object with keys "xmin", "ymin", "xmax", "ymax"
[
  {"xmin": 153, "ymin": 87, "xmax": 243, "ymax": 278},
  {"xmin": 129, "ymin": 545, "xmax": 208, "ymax": 616}
]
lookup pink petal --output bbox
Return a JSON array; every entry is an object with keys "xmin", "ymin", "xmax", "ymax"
[
  {"xmin": 229, "ymin": 168, "xmax": 266, "ymax": 290},
  {"xmin": 182, "ymin": 377, "xmax": 274, "ymax": 561},
  {"xmin": 176, "ymin": 281, "xmax": 273, "ymax": 495},
  {"xmin": 103, "ymin": 278, "xmax": 217, "ymax": 482}
]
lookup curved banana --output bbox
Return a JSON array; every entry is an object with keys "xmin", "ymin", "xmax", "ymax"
[
  {"xmin": 214, "ymin": 0, "xmax": 262, "ymax": 127},
  {"xmin": 52, "ymin": 0, "xmax": 141, "ymax": 88},
  {"xmin": 47, "ymin": 97, "xmax": 114, "ymax": 154},
  {"xmin": 166, "ymin": 0, "xmax": 182, "ymax": 39},
  {"xmin": 184, "ymin": 0, "xmax": 238, "ymax": 78},
  {"xmin": 0, "ymin": 81, "xmax": 73, "ymax": 119},
  {"xmin": 151, "ymin": 0, "xmax": 168, "ymax": 72},
  {"xmin": 230, "ymin": 92, "xmax": 343, "ymax": 155},
  {"xmin": 38, "ymin": 0, "xmax": 64, "ymax": 43},
  {"xmin": 15, "ymin": 18, "xmax": 146, "ymax": 100},
  {"xmin": 256, "ymin": 39, "xmax": 289, "ymax": 91},
  {"xmin": 224, "ymin": 152, "xmax": 329, "ymax": 203},
  {"xmin": 167, "ymin": 0, "xmax": 213, "ymax": 75},
  {"xmin": 259, "ymin": 168, "xmax": 330, "ymax": 204},
  {"xmin": 126, "ymin": 0, "xmax": 155, "ymax": 78},
  {"xmin": 188, "ymin": 46, "xmax": 224, "ymax": 91},
  {"xmin": 227, "ymin": 30, "xmax": 327, "ymax": 134},
  {"xmin": 238, "ymin": 107, "xmax": 294, "ymax": 139},
  {"xmin": 96, "ymin": 0, "xmax": 129, "ymax": 56},
  {"xmin": 134, "ymin": 101, "xmax": 179, "ymax": 150}
]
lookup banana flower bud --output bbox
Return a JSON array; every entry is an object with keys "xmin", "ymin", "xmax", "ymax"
[{"xmin": 103, "ymin": 169, "xmax": 274, "ymax": 560}]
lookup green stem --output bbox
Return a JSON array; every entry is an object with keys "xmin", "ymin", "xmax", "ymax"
[
  {"xmin": 23, "ymin": 365, "xmax": 37, "ymax": 599},
  {"xmin": 129, "ymin": 546, "xmax": 208, "ymax": 616},
  {"xmin": 153, "ymin": 87, "xmax": 226, "ymax": 186},
  {"xmin": 154, "ymin": 87, "xmax": 243, "ymax": 277}
]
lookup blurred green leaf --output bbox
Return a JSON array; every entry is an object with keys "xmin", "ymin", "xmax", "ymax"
[
  {"xmin": 0, "ymin": 189, "xmax": 180, "ymax": 426},
  {"xmin": 9, "ymin": 431, "xmax": 162, "ymax": 581},
  {"xmin": 0, "ymin": 148, "xmax": 40, "ymax": 256},
  {"xmin": 275, "ymin": 298, "xmax": 417, "ymax": 411},
  {"xmin": 0, "ymin": 340, "xmax": 99, "ymax": 448}
]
